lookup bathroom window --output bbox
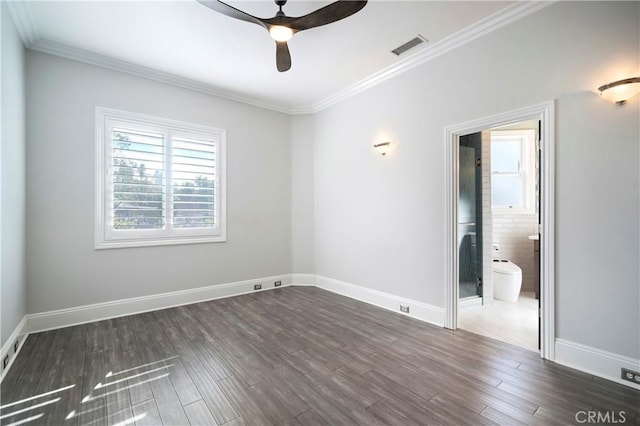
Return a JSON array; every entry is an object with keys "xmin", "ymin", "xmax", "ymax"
[{"xmin": 490, "ymin": 129, "xmax": 535, "ymax": 214}]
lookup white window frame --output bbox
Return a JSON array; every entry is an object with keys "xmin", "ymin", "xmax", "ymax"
[
  {"xmin": 490, "ymin": 129, "xmax": 536, "ymax": 215},
  {"xmin": 95, "ymin": 107, "xmax": 226, "ymax": 249}
]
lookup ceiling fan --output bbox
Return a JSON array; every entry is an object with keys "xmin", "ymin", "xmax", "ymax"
[{"xmin": 197, "ymin": 0, "xmax": 368, "ymax": 72}]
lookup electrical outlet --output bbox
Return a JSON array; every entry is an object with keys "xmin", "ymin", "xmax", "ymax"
[
  {"xmin": 13, "ymin": 339, "xmax": 19, "ymax": 353},
  {"xmin": 400, "ymin": 305, "xmax": 410, "ymax": 313},
  {"xmin": 254, "ymin": 284, "xmax": 262, "ymax": 290},
  {"xmin": 3, "ymin": 355, "xmax": 9, "ymax": 370},
  {"xmin": 274, "ymin": 281, "xmax": 282, "ymax": 287},
  {"xmin": 621, "ymin": 368, "xmax": 640, "ymax": 384}
]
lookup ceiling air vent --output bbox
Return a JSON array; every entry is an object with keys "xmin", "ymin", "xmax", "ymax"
[{"xmin": 391, "ymin": 35, "xmax": 428, "ymax": 56}]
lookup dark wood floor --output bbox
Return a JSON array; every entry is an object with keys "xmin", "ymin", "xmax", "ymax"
[{"xmin": 1, "ymin": 287, "xmax": 638, "ymax": 426}]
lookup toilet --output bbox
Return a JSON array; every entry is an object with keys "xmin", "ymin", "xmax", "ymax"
[{"xmin": 493, "ymin": 259, "xmax": 523, "ymax": 302}]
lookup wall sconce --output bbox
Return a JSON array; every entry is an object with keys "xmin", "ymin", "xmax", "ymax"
[
  {"xmin": 373, "ymin": 141, "xmax": 391, "ymax": 156},
  {"xmin": 598, "ymin": 77, "xmax": 640, "ymax": 105}
]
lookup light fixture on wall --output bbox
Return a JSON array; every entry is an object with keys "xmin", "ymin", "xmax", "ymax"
[
  {"xmin": 598, "ymin": 77, "xmax": 640, "ymax": 105},
  {"xmin": 373, "ymin": 141, "xmax": 391, "ymax": 156}
]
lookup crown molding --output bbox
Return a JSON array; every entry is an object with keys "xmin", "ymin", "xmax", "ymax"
[
  {"xmin": 307, "ymin": 1, "xmax": 553, "ymax": 114},
  {"xmin": 28, "ymin": 39, "xmax": 295, "ymax": 114},
  {"xmin": 9, "ymin": 0, "xmax": 552, "ymax": 116},
  {"xmin": 6, "ymin": 0, "xmax": 40, "ymax": 46},
  {"xmin": 6, "ymin": 0, "xmax": 293, "ymax": 114}
]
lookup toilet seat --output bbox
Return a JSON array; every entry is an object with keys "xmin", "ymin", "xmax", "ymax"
[{"xmin": 493, "ymin": 260, "xmax": 521, "ymax": 275}]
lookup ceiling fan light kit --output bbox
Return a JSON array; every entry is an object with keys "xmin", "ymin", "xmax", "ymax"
[
  {"xmin": 269, "ymin": 25, "xmax": 294, "ymax": 42},
  {"xmin": 198, "ymin": 0, "xmax": 368, "ymax": 72}
]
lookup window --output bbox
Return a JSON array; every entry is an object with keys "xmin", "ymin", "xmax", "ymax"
[
  {"xmin": 96, "ymin": 107, "xmax": 226, "ymax": 249},
  {"xmin": 490, "ymin": 129, "xmax": 535, "ymax": 214}
]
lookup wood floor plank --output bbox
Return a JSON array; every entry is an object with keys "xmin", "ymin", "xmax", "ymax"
[
  {"xmin": 363, "ymin": 369, "xmax": 449, "ymax": 425},
  {"xmin": 183, "ymin": 399, "xmax": 219, "ymax": 426},
  {"xmin": 114, "ymin": 317, "xmax": 137, "ymax": 353},
  {"xmin": 23, "ymin": 338, "xmax": 70, "ymax": 423},
  {"xmin": 296, "ymin": 409, "xmax": 329, "ymax": 426},
  {"xmin": 119, "ymin": 349, "xmax": 154, "ymax": 406},
  {"xmin": 103, "ymin": 345, "xmax": 133, "ymax": 426},
  {"xmin": 366, "ymin": 399, "xmax": 426, "ymax": 426},
  {"xmin": 246, "ymin": 381, "xmax": 299, "ymax": 425},
  {"xmin": 249, "ymin": 377, "xmax": 310, "ymax": 417},
  {"xmin": 182, "ymin": 359, "xmax": 238, "ymax": 425},
  {"xmin": 277, "ymin": 365, "xmax": 383, "ymax": 425},
  {"xmin": 133, "ymin": 332, "xmax": 189, "ymax": 426},
  {"xmin": 20, "ymin": 331, "xmax": 57, "ymax": 375},
  {"xmin": 163, "ymin": 356, "xmax": 202, "ymax": 406},
  {"xmin": 481, "ymin": 405, "xmax": 528, "ymax": 426},
  {"xmin": 131, "ymin": 398, "xmax": 162, "ymax": 426},
  {"xmin": 270, "ymin": 365, "xmax": 359, "ymax": 425},
  {"xmin": 429, "ymin": 393, "xmax": 499, "ymax": 426},
  {"xmin": 216, "ymin": 376, "xmax": 266, "ymax": 425},
  {"xmin": 1, "ymin": 334, "xmax": 41, "ymax": 390},
  {"xmin": 191, "ymin": 342, "xmax": 232, "ymax": 382},
  {"xmin": 146, "ymin": 375, "xmax": 189, "ymax": 426},
  {"xmin": 414, "ymin": 360, "xmax": 540, "ymax": 418},
  {"xmin": 77, "ymin": 350, "xmax": 107, "ymax": 426},
  {"xmin": 2, "ymin": 287, "xmax": 638, "ymax": 426},
  {"xmin": 50, "ymin": 325, "xmax": 87, "ymax": 425}
]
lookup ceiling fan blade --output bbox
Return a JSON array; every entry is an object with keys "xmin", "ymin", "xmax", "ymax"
[
  {"xmin": 197, "ymin": 0, "xmax": 267, "ymax": 29},
  {"xmin": 276, "ymin": 41, "xmax": 292, "ymax": 72},
  {"xmin": 287, "ymin": 1, "xmax": 367, "ymax": 32}
]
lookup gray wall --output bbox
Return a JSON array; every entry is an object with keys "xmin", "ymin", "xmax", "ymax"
[
  {"xmin": 1, "ymin": 4, "xmax": 27, "ymax": 347},
  {"xmin": 26, "ymin": 51, "xmax": 292, "ymax": 314},
  {"xmin": 295, "ymin": 2, "xmax": 640, "ymax": 359},
  {"xmin": 291, "ymin": 114, "xmax": 315, "ymax": 273}
]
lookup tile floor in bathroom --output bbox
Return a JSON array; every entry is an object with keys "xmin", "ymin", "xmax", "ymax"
[{"xmin": 458, "ymin": 291, "xmax": 539, "ymax": 352}]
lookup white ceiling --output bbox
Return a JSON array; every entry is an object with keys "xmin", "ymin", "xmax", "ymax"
[{"xmin": 11, "ymin": 0, "xmax": 539, "ymax": 113}]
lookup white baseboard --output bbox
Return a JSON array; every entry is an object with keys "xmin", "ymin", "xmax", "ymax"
[
  {"xmin": 8, "ymin": 272, "xmax": 639, "ymax": 393},
  {"xmin": 27, "ymin": 274, "xmax": 292, "ymax": 334},
  {"xmin": 291, "ymin": 273, "xmax": 316, "ymax": 286},
  {"xmin": 555, "ymin": 338, "xmax": 640, "ymax": 390},
  {"xmin": 315, "ymin": 275, "xmax": 444, "ymax": 327},
  {"xmin": 1, "ymin": 316, "xmax": 29, "ymax": 382}
]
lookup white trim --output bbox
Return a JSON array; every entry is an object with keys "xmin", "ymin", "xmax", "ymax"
[
  {"xmin": 31, "ymin": 39, "xmax": 293, "ymax": 115},
  {"xmin": 0, "ymin": 316, "xmax": 28, "ymax": 382},
  {"xmin": 444, "ymin": 101, "xmax": 556, "ymax": 361},
  {"xmin": 291, "ymin": 274, "xmax": 317, "ymax": 286},
  {"xmin": 12, "ymin": 2, "xmax": 552, "ymax": 115},
  {"xmin": 6, "ymin": 274, "xmax": 640, "ymax": 392},
  {"xmin": 5, "ymin": 0, "xmax": 39, "ymax": 46},
  {"xmin": 26, "ymin": 274, "xmax": 292, "ymax": 334},
  {"xmin": 316, "ymin": 275, "xmax": 444, "ymax": 327},
  {"xmin": 555, "ymin": 339, "xmax": 640, "ymax": 390},
  {"xmin": 444, "ymin": 127, "xmax": 460, "ymax": 331}
]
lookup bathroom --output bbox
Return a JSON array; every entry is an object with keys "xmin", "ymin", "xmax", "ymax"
[{"xmin": 457, "ymin": 120, "xmax": 540, "ymax": 352}]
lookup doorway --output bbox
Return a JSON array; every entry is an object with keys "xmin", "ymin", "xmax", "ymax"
[
  {"xmin": 458, "ymin": 124, "xmax": 539, "ymax": 351},
  {"xmin": 444, "ymin": 102, "xmax": 556, "ymax": 361}
]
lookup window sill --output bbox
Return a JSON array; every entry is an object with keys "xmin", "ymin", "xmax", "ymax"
[
  {"xmin": 492, "ymin": 209, "xmax": 536, "ymax": 216},
  {"xmin": 95, "ymin": 235, "xmax": 226, "ymax": 250}
]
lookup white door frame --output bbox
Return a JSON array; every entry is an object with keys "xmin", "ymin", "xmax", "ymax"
[{"xmin": 443, "ymin": 101, "xmax": 556, "ymax": 360}]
